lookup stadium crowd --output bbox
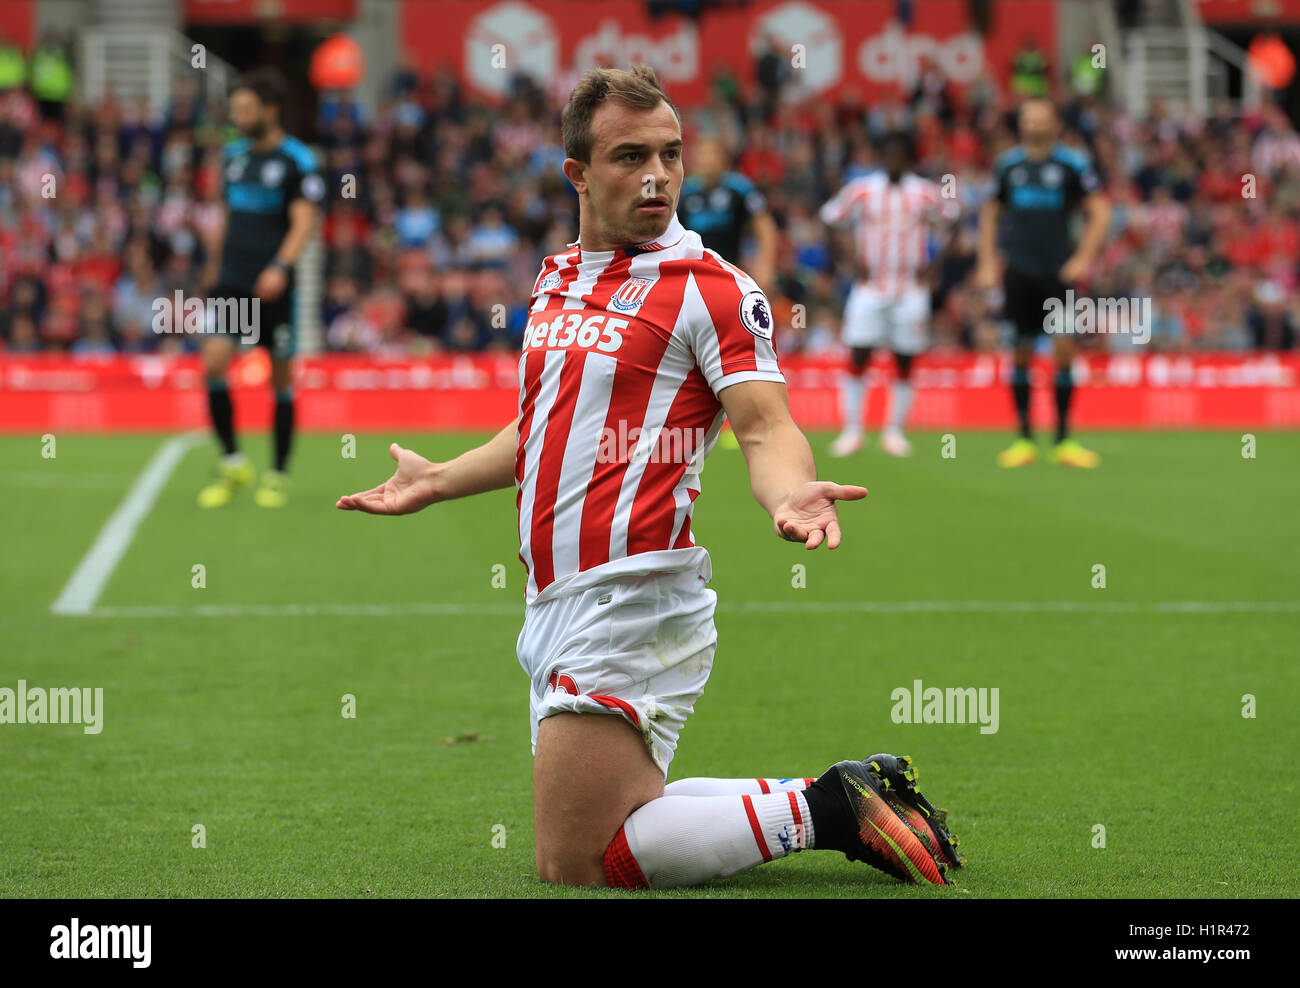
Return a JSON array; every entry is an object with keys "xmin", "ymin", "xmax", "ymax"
[{"xmin": 2, "ymin": 44, "xmax": 1300, "ymax": 356}]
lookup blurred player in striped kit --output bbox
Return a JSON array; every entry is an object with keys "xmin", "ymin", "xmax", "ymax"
[{"xmin": 820, "ymin": 132, "xmax": 956, "ymax": 458}]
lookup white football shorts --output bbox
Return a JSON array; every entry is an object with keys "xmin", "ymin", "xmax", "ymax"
[
  {"xmin": 516, "ymin": 547, "xmax": 717, "ymax": 776},
  {"xmin": 841, "ymin": 282, "xmax": 930, "ymax": 354}
]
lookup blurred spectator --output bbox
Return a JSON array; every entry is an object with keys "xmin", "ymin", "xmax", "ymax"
[
  {"xmin": 401, "ymin": 265, "xmax": 448, "ymax": 348},
  {"xmin": 754, "ymin": 34, "xmax": 788, "ymax": 122},
  {"xmin": 394, "ymin": 186, "xmax": 440, "ymax": 248},
  {"xmin": 1248, "ymin": 281, "xmax": 1297, "ymax": 349},
  {"xmin": 4, "ymin": 313, "xmax": 41, "ymax": 351},
  {"xmin": 1070, "ymin": 41, "xmax": 1106, "ymax": 100},
  {"xmin": 466, "ymin": 206, "xmax": 519, "ymax": 268},
  {"xmin": 0, "ymin": 35, "xmax": 25, "ymax": 94},
  {"xmin": 113, "ymin": 253, "xmax": 160, "ymax": 345},
  {"xmin": 70, "ymin": 292, "xmax": 116, "ymax": 355},
  {"xmin": 29, "ymin": 34, "xmax": 74, "ymax": 122},
  {"xmin": 1011, "ymin": 36, "xmax": 1049, "ymax": 99}
]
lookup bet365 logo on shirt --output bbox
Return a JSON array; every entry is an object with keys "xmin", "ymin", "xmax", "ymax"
[{"xmin": 523, "ymin": 312, "xmax": 627, "ymax": 353}]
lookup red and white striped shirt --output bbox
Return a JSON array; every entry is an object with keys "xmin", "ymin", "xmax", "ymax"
[
  {"xmin": 819, "ymin": 171, "xmax": 952, "ymax": 298},
  {"xmin": 516, "ymin": 214, "xmax": 784, "ymax": 603}
]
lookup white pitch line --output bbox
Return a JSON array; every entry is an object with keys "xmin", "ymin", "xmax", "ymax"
[
  {"xmin": 51, "ymin": 433, "xmax": 204, "ymax": 616},
  {"xmin": 76, "ymin": 599, "xmax": 1300, "ymax": 619}
]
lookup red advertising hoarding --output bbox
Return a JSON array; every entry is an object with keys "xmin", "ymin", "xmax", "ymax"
[
  {"xmin": 0, "ymin": 0, "xmax": 35, "ymax": 50},
  {"xmin": 184, "ymin": 0, "xmax": 357, "ymax": 24},
  {"xmin": 1194, "ymin": 0, "xmax": 1300, "ymax": 24},
  {"xmin": 400, "ymin": 0, "xmax": 1056, "ymax": 108},
  {"xmin": 2, "ymin": 352, "xmax": 1297, "ymax": 433}
]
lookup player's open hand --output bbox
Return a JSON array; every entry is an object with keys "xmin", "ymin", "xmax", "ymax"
[
  {"xmin": 336, "ymin": 442, "xmax": 439, "ymax": 515},
  {"xmin": 772, "ymin": 481, "xmax": 869, "ymax": 550},
  {"xmin": 253, "ymin": 265, "xmax": 288, "ymax": 302},
  {"xmin": 1058, "ymin": 253, "xmax": 1089, "ymax": 286}
]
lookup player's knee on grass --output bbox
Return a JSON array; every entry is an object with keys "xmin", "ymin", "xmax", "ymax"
[
  {"xmin": 536, "ymin": 846, "xmax": 605, "ymax": 886},
  {"xmin": 532, "ymin": 712, "xmax": 664, "ymax": 886}
]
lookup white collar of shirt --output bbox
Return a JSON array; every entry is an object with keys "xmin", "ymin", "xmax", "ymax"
[{"xmin": 567, "ymin": 214, "xmax": 686, "ymax": 258}]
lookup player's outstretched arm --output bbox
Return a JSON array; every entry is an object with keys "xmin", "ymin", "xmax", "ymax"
[
  {"xmin": 335, "ymin": 419, "xmax": 518, "ymax": 515},
  {"xmin": 719, "ymin": 380, "xmax": 868, "ymax": 550}
]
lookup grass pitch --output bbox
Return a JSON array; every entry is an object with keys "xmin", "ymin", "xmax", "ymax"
[{"xmin": 2, "ymin": 429, "xmax": 1296, "ymax": 898}]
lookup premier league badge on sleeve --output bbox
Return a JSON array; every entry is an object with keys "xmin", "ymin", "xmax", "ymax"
[
  {"xmin": 739, "ymin": 289, "xmax": 773, "ymax": 340},
  {"xmin": 301, "ymin": 173, "xmax": 326, "ymax": 202}
]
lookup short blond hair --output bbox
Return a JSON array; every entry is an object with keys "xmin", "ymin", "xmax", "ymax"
[{"xmin": 561, "ymin": 65, "xmax": 680, "ymax": 163}]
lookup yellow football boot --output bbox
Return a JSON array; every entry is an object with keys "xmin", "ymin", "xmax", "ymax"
[
  {"xmin": 253, "ymin": 470, "xmax": 289, "ymax": 508},
  {"xmin": 996, "ymin": 438, "xmax": 1039, "ymax": 468},
  {"xmin": 198, "ymin": 456, "xmax": 255, "ymax": 508},
  {"xmin": 1051, "ymin": 438, "xmax": 1100, "ymax": 468}
]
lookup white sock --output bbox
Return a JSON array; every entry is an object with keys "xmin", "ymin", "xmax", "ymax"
[
  {"xmin": 665, "ymin": 777, "xmax": 813, "ymax": 797},
  {"xmin": 889, "ymin": 381, "xmax": 914, "ymax": 431},
  {"xmin": 840, "ymin": 374, "xmax": 865, "ymax": 434},
  {"xmin": 611, "ymin": 792, "xmax": 814, "ymax": 889}
]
